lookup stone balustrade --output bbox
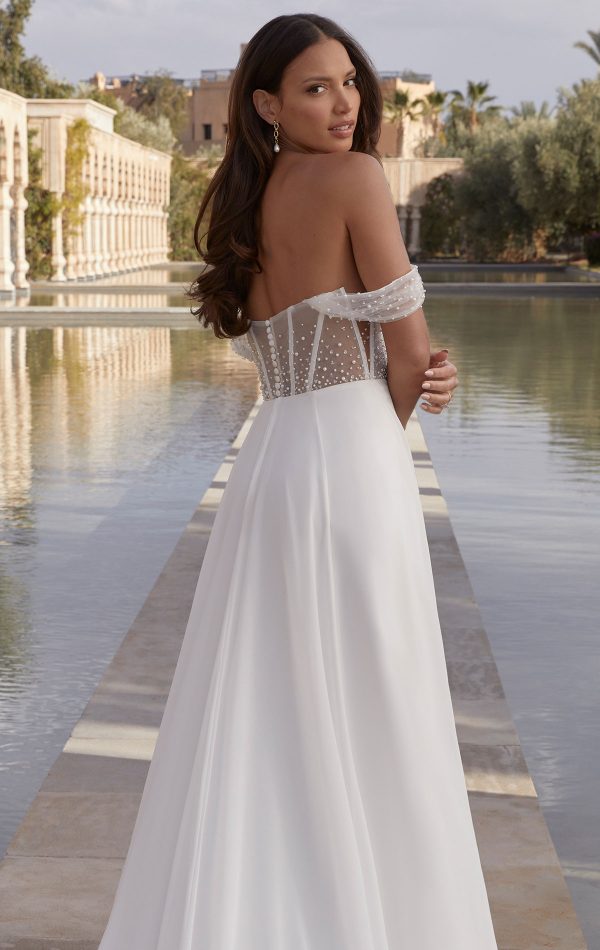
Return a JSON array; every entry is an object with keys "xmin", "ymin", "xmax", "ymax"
[
  {"xmin": 0, "ymin": 89, "xmax": 29, "ymax": 294},
  {"xmin": 0, "ymin": 93, "xmax": 172, "ymax": 294}
]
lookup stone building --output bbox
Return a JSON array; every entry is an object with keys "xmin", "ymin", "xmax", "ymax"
[
  {"xmin": 0, "ymin": 91, "xmax": 172, "ymax": 295},
  {"xmin": 93, "ymin": 41, "xmax": 438, "ymax": 160}
]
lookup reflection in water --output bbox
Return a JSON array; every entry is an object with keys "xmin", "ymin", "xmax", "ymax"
[
  {"xmin": 421, "ymin": 266, "xmax": 598, "ymax": 284},
  {"xmin": 0, "ymin": 325, "xmax": 258, "ymax": 855},
  {"xmin": 0, "ymin": 293, "xmax": 191, "ymax": 310},
  {"xmin": 419, "ymin": 293, "xmax": 600, "ymax": 946},
  {"xmin": 0, "ymin": 329, "xmax": 32, "ymax": 529},
  {"xmin": 63, "ymin": 264, "xmax": 201, "ymax": 286}
]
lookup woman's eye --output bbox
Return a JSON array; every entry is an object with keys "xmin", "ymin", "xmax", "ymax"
[{"xmin": 308, "ymin": 78, "xmax": 357, "ymax": 95}]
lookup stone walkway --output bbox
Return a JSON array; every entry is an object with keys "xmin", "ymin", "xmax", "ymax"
[{"xmin": 0, "ymin": 401, "xmax": 588, "ymax": 949}]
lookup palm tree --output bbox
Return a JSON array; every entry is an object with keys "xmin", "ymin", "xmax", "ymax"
[
  {"xmin": 509, "ymin": 100, "xmax": 555, "ymax": 119},
  {"xmin": 574, "ymin": 29, "xmax": 600, "ymax": 66},
  {"xmin": 447, "ymin": 80, "xmax": 502, "ymax": 133},
  {"xmin": 419, "ymin": 90, "xmax": 449, "ymax": 143},
  {"xmin": 382, "ymin": 89, "xmax": 424, "ymax": 157}
]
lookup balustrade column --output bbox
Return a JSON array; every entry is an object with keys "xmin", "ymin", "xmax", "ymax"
[
  {"xmin": 81, "ymin": 195, "xmax": 94, "ymax": 277},
  {"xmin": 50, "ymin": 200, "xmax": 66, "ymax": 282},
  {"xmin": 396, "ymin": 204, "xmax": 408, "ymax": 244},
  {"xmin": 0, "ymin": 181, "xmax": 15, "ymax": 291},
  {"xmin": 115, "ymin": 200, "xmax": 126, "ymax": 270},
  {"xmin": 408, "ymin": 206, "xmax": 422, "ymax": 257},
  {"xmin": 99, "ymin": 195, "xmax": 110, "ymax": 274},
  {"xmin": 107, "ymin": 196, "xmax": 118, "ymax": 272},
  {"xmin": 11, "ymin": 183, "xmax": 29, "ymax": 290},
  {"xmin": 91, "ymin": 195, "xmax": 103, "ymax": 276}
]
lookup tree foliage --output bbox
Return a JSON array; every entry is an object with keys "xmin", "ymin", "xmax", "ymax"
[
  {"xmin": 0, "ymin": 0, "xmax": 74, "ymax": 97},
  {"xmin": 126, "ymin": 70, "xmax": 190, "ymax": 139},
  {"xmin": 61, "ymin": 118, "xmax": 91, "ymax": 245},
  {"xmin": 573, "ymin": 28, "xmax": 600, "ymax": 66},
  {"xmin": 381, "ymin": 89, "xmax": 424, "ymax": 157},
  {"xmin": 168, "ymin": 148, "xmax": 213, "ymax": 260},
  {"xmin": 420, "ymin": 173, "xmax": 461, "ymax": 257},
  {"xmin": 24, "ymin": 128, "xmax": 60, "ymax": 278},
  {"xmin": 422, "ymin": 75, "xmax": 600, "ymax": 261}
]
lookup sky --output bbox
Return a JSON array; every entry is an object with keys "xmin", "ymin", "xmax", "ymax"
[{"xmin": 22, "ymin": 0, "xmax": 600, "ymax": 113}]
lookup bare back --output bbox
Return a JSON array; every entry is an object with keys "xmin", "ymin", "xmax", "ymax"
[{"xmin": 243, "ymin": 153, "xmax": 367, "ymax": 323}]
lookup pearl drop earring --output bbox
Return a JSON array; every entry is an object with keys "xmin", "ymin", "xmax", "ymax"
[{"xmin": 273, "ymin": 120, "xmax": 280, "ymax": 153}]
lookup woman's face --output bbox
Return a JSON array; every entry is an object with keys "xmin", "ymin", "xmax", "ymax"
[{"xmin": 253, "ymin": 38, "xmax": 361, "ymax": 155}]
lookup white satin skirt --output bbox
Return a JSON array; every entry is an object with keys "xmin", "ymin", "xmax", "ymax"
[{"xmin": 98, "ymin": 377, "xmax": 498, "ymax": 949}]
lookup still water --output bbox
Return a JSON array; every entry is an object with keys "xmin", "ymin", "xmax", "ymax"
[
  {"xmin": 0, "ymin": 325, "xmax": 258, "ymax": 854},
  {"xmin": 0, "ymin": 294, "xmax": 598, "ymax": 943},
  {"xmin": 419, "ymin": 293, "xmax": 600, "ymax": 946}
]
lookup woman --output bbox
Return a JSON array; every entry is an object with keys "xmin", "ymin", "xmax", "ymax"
[{"xmin": 98, "ymin": 13, "xmax": 498, "ymax": 949}]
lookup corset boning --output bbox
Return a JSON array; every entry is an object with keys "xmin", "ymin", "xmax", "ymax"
[
  {"xmin": 229, "ymin": 264, "xmax": 427, "ymax": 401},
  {"xmin": 246, "ymin": 313, "xmax": 389, "ymax": 400}
]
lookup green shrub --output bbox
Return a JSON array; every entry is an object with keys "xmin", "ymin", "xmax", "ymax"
[
  {"xmin": 24, "ymin": 129, "xmax": 60, "ymax": 279},
  {"xmin": 420, "ymin": 172, "xmax": 462, "ymax": 257},
  {"xmin": 168, "ymin": 149, "xmax": 212, "ymax": 260}
]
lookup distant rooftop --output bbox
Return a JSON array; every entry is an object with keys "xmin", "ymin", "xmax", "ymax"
[
  {"xmin": 379, "ymin": 70, "xmax": 432, "ymax": 84},
  {"xmin": 91, "ymin": 68, "xmax": 432, "ymax": 88},
  {"xmin": 198, "ymin": 68, "xmax": 432, "ymax": 84},
  {"xmin": 200, "ymin": 69, "xmax": 235, "ymax": 83}
]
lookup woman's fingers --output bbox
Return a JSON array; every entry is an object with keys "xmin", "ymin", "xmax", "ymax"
[{"xmin": 420, "ymin": 359, "xmax": 459, "ymax": 412}]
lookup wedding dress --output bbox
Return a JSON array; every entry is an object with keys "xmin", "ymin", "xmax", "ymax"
[{"xmin": 98, "ymin": 264, "xmax": 498, "ymax": 949}]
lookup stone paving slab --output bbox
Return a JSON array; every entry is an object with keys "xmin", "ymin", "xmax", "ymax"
[{"xmin": 0, "ymin": 400, "xmax": 588, "ymax": 948}]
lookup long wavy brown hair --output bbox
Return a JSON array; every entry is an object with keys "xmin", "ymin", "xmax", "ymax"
[{"xmin": 185, "ymin": 13, "xmax": 383, "ymax": 339}]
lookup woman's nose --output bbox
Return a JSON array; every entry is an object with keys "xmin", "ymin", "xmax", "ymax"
[{"xmin": 334, "ymin": 88, "xmax": 353, "ymax": 112}]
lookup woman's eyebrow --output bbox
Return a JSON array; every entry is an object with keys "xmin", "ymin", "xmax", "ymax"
[{"xmin": 301, "ymin": 68, "xmax": 357, "ymax": 83}]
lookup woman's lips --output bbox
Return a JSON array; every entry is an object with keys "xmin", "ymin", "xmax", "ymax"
[{"xmin": 328, "ymin": 121, "xmax": 354, "ymax": 137}]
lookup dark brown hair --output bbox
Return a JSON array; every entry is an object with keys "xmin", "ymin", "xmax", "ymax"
[{"xmin": 185, "ymin": 13, "xmax": 383, "ymax": 339}]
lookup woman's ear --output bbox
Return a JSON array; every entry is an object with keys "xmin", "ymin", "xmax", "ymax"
[{"xmin": 252, "ymin": 89, "xmax": 277, "ymax": 124}]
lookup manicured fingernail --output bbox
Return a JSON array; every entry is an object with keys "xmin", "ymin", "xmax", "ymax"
[
  {"xmin": 424, "ymin": 369, "xmax": 434, "ymax": 376},
  {"xmin": 422, "ymin": 382, "xmax": 431, "ymax": 389}
]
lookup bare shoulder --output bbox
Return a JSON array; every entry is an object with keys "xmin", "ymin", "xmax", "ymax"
[
  {"xmin": 284, "ymin": 151, "xmax": 380, "ymax": 195},
  {"xmin": 315, "ymin": 152, "xmax": 392, "ymax": 216},
  {"xmin": 308, "ymin": 151, "xmax": 384, "ymax": 192}
]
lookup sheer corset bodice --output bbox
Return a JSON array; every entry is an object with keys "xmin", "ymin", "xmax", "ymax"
[{"xmin": 230, "ymin": 264, "xmax": 426, "ymax": 400}]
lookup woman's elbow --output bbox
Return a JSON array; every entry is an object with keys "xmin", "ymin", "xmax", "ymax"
[
  {"xmin": 381, "ymin": 312, "xmax": 430, "ymax": 375},
  {"xmin": 387, "ymin": 339, "xmax": 431, "ymax": 377}
]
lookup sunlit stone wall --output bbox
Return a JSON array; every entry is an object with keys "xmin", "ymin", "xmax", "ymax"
[
  {"xmin": 382, "ymin": 156, "xmax": 464, "ymax": 257},
  {"xmin": 0, "ymin": 89, "xmax": 29, "ymax": 293}
]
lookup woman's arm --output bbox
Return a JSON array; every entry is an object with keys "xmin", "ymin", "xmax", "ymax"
[{"xmin": 335, "ymin": 153, "xmax": 433, "ymax": 427}]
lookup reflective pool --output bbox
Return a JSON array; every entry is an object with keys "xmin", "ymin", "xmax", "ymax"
[
  {"xmin": 419, "ymin": 292, "xmax": 600, "ymax": 946},
  {"xmin": 0, "ymin": 288, "xmax": 598, "ymax": 944},
  {"xmin": 0, "ymin": 325, "xmax": 258, "ymax": 855},
  {"xmin": 420, "ymin": 264, "xmax": 599, "ymax": 283}
]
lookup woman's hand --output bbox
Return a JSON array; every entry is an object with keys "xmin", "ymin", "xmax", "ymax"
[{"xmin": 419, "ymin": 348, "xmax": 458, "ymax": 414}]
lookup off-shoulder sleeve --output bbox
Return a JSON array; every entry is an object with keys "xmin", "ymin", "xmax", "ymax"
[
  {"xmin": 316, "ymin": 263, "xmax": 426, "ymax": 323},
  {"xmin": 230, "ymin": 333, "xmax": 255, "ymax": 364}
]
